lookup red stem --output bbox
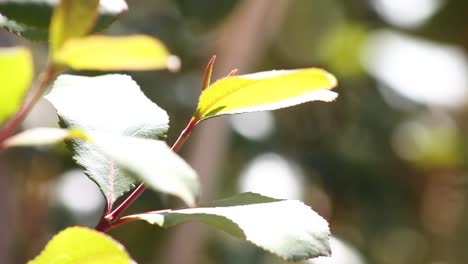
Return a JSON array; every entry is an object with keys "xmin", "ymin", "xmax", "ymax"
[
  {"xmin": 99, "ymin": 209, "xmax": 172, "ymax": 233},
  {"xmin": 96, "ymin": 117, "xmax": 200, "ymax": 232},
  {"xmin": 96, "ymin": 216, "xmax": 136, "ymax": 233},
  {"xmin": 0, "ymin": 65, "xmax": 60, "ymax": 146},
  {"xmin": 96, "ymin": 56, "xmax": 213, "ymax": 232},
  {"xmin": 171, "ymin": 117, "xmax": 199, "ymax": 153}
]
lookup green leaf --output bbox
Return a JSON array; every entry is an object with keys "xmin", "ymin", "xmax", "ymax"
[
  {"xmin": 0, "ymin": 14, "xmax": 47, "ymax": 40},
  {"xmin": 90, "ymin": 133, "xmax": 200, "ymax": 207},
  {"xmin": 3, "ymin": 127, "xmax": 87, "ymax": 147},
  {"xmin": 195, "ymin": 68, "xmax": 338, "ymax": 121},
  {"xmin": 123, "ymin": 192, "xmax": 331, "ymax": 261},
  {"xmin": 0, "ymin": 47, "xmax": 33, "ymax": 125},
  {"xmin": 46, "ymin": 74, "xmax": 169, "ymax": 206},
  {"xmin": 49, "ymin": 0, "xmax": 99, "ymax": 54},
  {"xmin": 28, "ymin": 226, "xmax": 133, "ymax": 264},
  {"xmin": 0, "ymin": 0, "xmax": 127, "ymax": 41},
  {"xmin": 4, "ymin": 126, "xmax": 199, "ymax": 205},
  {"xmin": 53, "ymin": 35, "xmax": 181, "ymax": 71}
]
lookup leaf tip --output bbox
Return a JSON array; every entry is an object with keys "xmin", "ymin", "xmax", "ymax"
[
  {"xmin": 226, "ymin": 68, "xmax": 238, "ymax": 77},
  {"xmin": 322, "ymin": 69, "xmax": 338, "ymax": 89},
  {"xmin": 201, "ymin": 55, "xmax": 217, "ymax": 91},
  {"xmin": 209, "ymin": 54, "xmax": 217, "ymax": 62}
]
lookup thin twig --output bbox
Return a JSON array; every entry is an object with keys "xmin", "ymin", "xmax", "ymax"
[
  {"xmin": 96, "ymin": 117, "xmax": 200, "ymax": 232},
  {"xmin": 96, "ymin": 55, "xmax": 216, "ymax": 232}
]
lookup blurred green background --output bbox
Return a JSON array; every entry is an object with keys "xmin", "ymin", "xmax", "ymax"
[{"xmin": 1, "ymin": 0, "xmax": 468, "ymax": 263}]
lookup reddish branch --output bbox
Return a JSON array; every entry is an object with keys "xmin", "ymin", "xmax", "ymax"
[
  {"xmin": 95, "ymin": 117, "xmax": 200, "ymax": 232},
  {"xmin": 96, "ymin": 54, "xmax": 218, "ymax": 232}
]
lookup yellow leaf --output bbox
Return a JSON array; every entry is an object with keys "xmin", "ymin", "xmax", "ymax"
[
  {"xmin": 28, "ymin": 226, "xmax": 133, "ymax": 264},
  {"xmin": 54, "ymin": 35, "xmax": 181, "ymax": 71},
  {"xmin": 195, "ymin": 68, "xmax": 338, "ymax": 121},
  {"xmin": 50, "ymin": 0, "xmax": 99, "ymax": 54},
  {"xmin": 4, "ymin": 128, "xmax": 87, "ymax": 148},
  {"xmin": 0, "ymin": 47, "xmax": 33, "ymax": 125}
]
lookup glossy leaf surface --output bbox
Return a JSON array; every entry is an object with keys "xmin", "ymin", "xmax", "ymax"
[
  {"xmin": 49, "ymin": 0, "xmax": 99, "ymax": 53},
  {"xmin": 124, "ymin": 192, "xmax": 331, "ymax": 261},
  {"xmin": 46, "ymin": 74, "xmax": 169, "ymax": 205},
  {"xmin": 195, "ymin": 68, "xmax": 337, "ymax": 121},
  {"xmin": 53, "ymin": 35, "xmax": 180, "ymax": 71},
  {"xmin": 29, "ymin": 226, "xmax": 133, "ymax": 264},
  {"xmin": 0, "ymin": 0, "xmax": 127, "ymax": 41},
  {"xmin": 0, "ymin": 47, "xmax": 33, "ymax": 125},
  {"xmin": 90, "ymin": 133, "xmax": 199, "ymax": 207}
]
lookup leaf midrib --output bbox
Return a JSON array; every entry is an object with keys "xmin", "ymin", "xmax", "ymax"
[{"xmin": 197, "ymin": 77, "xmax": 256, "ymax": 118}]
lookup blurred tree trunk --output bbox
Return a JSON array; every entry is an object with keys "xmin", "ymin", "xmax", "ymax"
[
  {"xmin": 0, "ymin": 153, "xmax": 16, "ymax": 264},
  {"xmin": 157, "ymin": 0, "xmax": 292, "ymax": 263}
]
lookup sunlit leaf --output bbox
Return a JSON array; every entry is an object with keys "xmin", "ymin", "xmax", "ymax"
[
  {"xmin": 53, "ymin": 35, "xmax": 181, "ymax": 71},
  {"xmin": 0, "ymin": 47, "xmax": 33, "ymax": 125},
  {"xmin": 3, "ymin": 127, "xmax": 86, "ymax": 147},
  {"xmin": 90, "ymin": 133, "xmax": 199, "ymax": 207},
  {"xmin": 4, "ymin": 125, "xmax": 199, "ymax": 206},
  {"xmin": 49, "ymin": 0, "xmax": 99, "ymax": 54},
  {"xmin": 0, "ymin": 0, "xmax": 127, "ymax": 41},
  {"xmin": 28, "ymin": 226, "xmax": 133, "ymax": 264},
  {"xmin": 46, "ymin": 74, "xmax": 169, "ymax": 206},
  {"xmin": 123, "ymin": 192, "xmax": 331, "ymax": 261},
  {"xmin": 195, "ymin": 68, "xmax": 338, "ymax": 121}
]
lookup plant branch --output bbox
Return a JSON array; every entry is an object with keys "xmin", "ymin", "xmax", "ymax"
[
  {"xmin": 171, "ymin": 117, "xmax": 199, "ymax": 153},
  {"xmin": 0, "ymin": 64, "xmax": 60, "ymax": 146},
  {"xmin": 98, "ymin": 209, "xmax": 171, "ymax": 233},
  {"xmin": 96, "ymin": 215, "xmax": 135, "ymax": 233},
  {"xmin": 96, "ymin": 116, "xmax": 200, "ymax": 232},
  {"xmin": 96, "ymin": 55, "xmax": 212, "ymax": 232},
  {"xmin": 102, "ymin": 182, "xmax": 146, "ymax": 223}
]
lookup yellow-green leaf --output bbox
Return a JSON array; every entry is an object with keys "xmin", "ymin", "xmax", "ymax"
[
  {"xmin": 0, "ymin": 47, "xmax": 33, "ymax": 125},
  {"xmin": 0, "ymin": 0, "xmax": 128, "ymax": 41},
  {"xmin": 53, "ymin": 35, "xmax": 181, "ymax": 71},
  {"xmin": 195, "ymin": 68, "xmax": 338, "ymax": 121},
  {"xmin": 3, "ymin": 127, "xmax": 87, "ymax": 148},
  {"xmin": 46, "ymin": 74, "xmax": 170, "ymax": 204},
  {"xmin": 50, "ymin": 0, "xmax": 99, "ymax": 54},
  {"xmin": 28, "ymin": 226, "xmax": 133, "ymax": 264}
]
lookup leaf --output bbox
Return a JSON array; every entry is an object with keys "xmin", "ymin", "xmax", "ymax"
[
  {"xmin": 0, "ymin": 47, "xmax": 33, "ymax": 125},
  {"xmin": 4, "ymin": 126, "xmax": 199, "ymax": 205},
  {"xmin": 53, "ymin": 35, "xmax": 181, "ymax": 71},
  {"xmin": 3, "ymin": 127, "xmax": 86, "ymax": 147},
  {"xmin": 0, "ymin": 0, "xmax": 127, "ymax": 41},
  {"xmin": 123, "ymin": 192, "xmax": 331, "ymax": 261},
  {"xmin": 49, "ymin": 0, "xmax": 99, "ymax": 54},
  {"xmin": 90, "ymin": 133, "xmax": 200, "ymax": 207},
  {"xmin": 0, "ymin": 14, "xmax": 47, "ymax": 40},
  {"xmin": 28, "ymin": 226, "xmax": 133, "ymax": 264},
  {"xmin": 195, "ymin": 68, "xmax": 338, "ymax": 121},
  {"xmin": 46, "ymin": 74, "xmax": 169, "ymax": 206}
]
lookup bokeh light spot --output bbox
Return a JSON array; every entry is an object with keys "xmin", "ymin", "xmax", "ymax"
[{"xmin": 238, "ymin": 153, "xmax": 303, "ymax": 200}]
